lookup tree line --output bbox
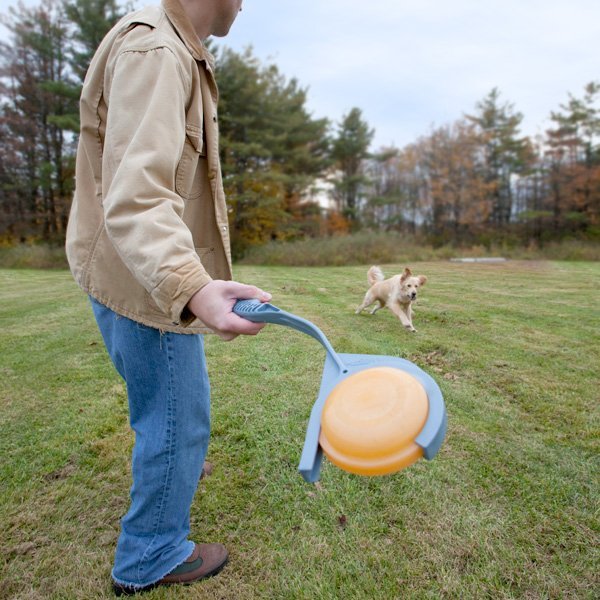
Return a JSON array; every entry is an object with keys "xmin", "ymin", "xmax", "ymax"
[
  {"xmin": 362, "ymin": 85, "xmax": 599, "ymax": 247},
  {"xmin": 1, "ymin": 0, "xmax": 598, "ymax": 257}
]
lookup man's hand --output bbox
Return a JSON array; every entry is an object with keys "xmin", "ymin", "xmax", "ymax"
[{"xmin": 187, "ymin": 280, "xmax": 272, "ymax": 341}]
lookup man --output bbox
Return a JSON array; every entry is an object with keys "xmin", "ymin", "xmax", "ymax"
[{"xmin": 65, "ymin": 0, "xmax": 270, "ymax": 595}]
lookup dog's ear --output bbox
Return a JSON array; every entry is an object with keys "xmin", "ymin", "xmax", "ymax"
[
  {"xmin": 400, "ymin": 267, "xmax": 412, "ymax": 282},
  {"xmin": 418, "ymin": 275, "xmax": 427, "ymax": 286}
]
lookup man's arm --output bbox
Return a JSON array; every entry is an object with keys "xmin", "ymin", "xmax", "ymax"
[{"xmin": 102, "ymin": 46, "xmax": 211, "ymax": 325}]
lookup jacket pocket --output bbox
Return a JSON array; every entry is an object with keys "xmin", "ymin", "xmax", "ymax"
[
  {"xmin": 176, "ymin": 124, "xmax": 205, "ymax": 201},
  {"xmin": 195, "ymin": 246, "xmax": 216, "ymax": 277}
]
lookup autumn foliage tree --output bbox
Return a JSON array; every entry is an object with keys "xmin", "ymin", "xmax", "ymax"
[
  {"xmin": 544, "ymin": 82, "xmax": 600, "ymax": 236},
  {"xmin": 380, "ymin": 120, "xmax": 491, "ymax": 243}
]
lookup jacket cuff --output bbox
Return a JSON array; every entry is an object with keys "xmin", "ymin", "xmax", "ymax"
[{"xmin": 151, "ymin": 265, "xmax": 213, "ymax": 327}]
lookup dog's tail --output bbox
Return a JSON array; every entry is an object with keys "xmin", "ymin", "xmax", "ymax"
[{"xmin": 367, "ymin": 265, "xmax": 384, "ymax": 286}]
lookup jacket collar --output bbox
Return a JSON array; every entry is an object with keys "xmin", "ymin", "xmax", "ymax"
[{"xmin": 162, "ymin": 0, "xmax": 215, "ymax": 69}]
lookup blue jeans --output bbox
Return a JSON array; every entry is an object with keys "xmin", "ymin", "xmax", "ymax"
[{"xmin": 90, "ymin": 297, "xmax": 210, "ymax": 588}]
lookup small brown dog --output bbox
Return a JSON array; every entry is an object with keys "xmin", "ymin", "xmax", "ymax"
[{"xmin": 355, "ymin": 265, "xmax": 427, "ymax": 332}]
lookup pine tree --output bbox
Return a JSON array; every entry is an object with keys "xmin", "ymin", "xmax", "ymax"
[
  {"xmin": 363, "ymin": 147, "xmax": 405, "ymax": 231},
  {"xmin": 0, "ymin": 0, "xmax": 73, "ymax": 240},
  {"xmin": 0, "ymin": 0, "xmax": 124, "ymax": 241},
  {"xmin": 330, "ymin": 107, "xmax": 374, "ymax": 226},
  {"xmin": 466, "ymin": 88, "xmax": 533, "ymax": 228},
  {"xmin": 216, "ymin": 46, "xmax": 330, "ymax": 257},
  {"xmin": 56, "ymin": 0, "xmax": 125, "ymax": 132}
]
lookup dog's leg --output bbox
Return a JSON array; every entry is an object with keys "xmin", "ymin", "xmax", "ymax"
[
  {"xmin": 370, "ymin": 300, "xmax": 383, "ymax": 314},
  {"xmin": 388, "ymin": 303, "xmax": 417, "ymax": 332},
  {"xmin": 409, "ymin": 305, "xmax": 415, "ymax": 325},
  {"xmin": 355, "ymin": 291, "xmax": 375, "ymax": 314}
]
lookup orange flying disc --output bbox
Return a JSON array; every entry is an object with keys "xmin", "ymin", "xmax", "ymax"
[{"xmin": 318, "ymin": 367, "xmax": 429, "ymax": 476}]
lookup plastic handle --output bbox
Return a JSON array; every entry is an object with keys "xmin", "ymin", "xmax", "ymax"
[{"xmin": 233, "ymin": 300, "xmax": 346, "ymax": 373}]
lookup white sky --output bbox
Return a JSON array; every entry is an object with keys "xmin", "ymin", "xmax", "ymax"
[{"xmin": 1, "ymin": 0, "xmax": 598, "ymax": 150}]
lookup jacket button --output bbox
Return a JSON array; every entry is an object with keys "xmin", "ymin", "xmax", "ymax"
[{"xmin": 222, "ymin": 225, "xmax": 227, "ymax": 232}]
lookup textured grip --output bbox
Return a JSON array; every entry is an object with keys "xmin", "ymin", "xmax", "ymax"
[{"xmin": 232, "ymin": 299, "xmax": 281, "ymax": 321}]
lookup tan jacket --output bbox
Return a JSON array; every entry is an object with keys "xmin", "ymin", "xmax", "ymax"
[{"xmin": 66, "ymin": 0, "xmax": 232, "ymax": 333}]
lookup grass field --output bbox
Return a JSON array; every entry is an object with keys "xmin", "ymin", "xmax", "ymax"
[{"xmin": 1, "ymin": 262, "xmax": 598, "ymax": 599}]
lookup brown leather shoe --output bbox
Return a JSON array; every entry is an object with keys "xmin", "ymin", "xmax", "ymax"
[
  {"xmin": 200, "ymin": 460, "xmax": 214, "ymax": 480},
  {"xmin": 113, "ymin": 543, "xmax": 228, "ymax": 596}
]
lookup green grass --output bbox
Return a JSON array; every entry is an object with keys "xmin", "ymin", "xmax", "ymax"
[{"xmin": 1, "ymin": 262, "xmax": 599, "ymax": 599}]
